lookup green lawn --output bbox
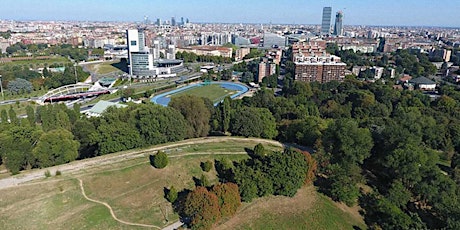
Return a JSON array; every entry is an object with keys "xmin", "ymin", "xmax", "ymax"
[{"xmin": 171, "ymin": 84, "xmax": 237, "ymax": 103}]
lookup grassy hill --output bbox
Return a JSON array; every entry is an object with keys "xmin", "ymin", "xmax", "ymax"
[{"xmin": 0, "ymin": 138, "xmax": 365, "ymax": 229}]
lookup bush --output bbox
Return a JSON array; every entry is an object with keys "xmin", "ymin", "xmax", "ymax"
[
  {"xmin": 201, "ymin": 160, "xmax": 213, "ymax": 172},
  {"xmin": 44, "ymin": 170, "xmax": 51, "ymax": 177},
  {"xmin": 151, "ymin": 151, "xmax": 169, "ymax": 169},
  {"xmin": 55, "ymin": 170, "xmax": 62, "ymax": 176},
  {"xmin": 200, "ymin": 174, "xmax": 210, "ymax": 187},
  {"xmin": 166, "ymin": 186, "xmax": 178, "ymax": 203}
]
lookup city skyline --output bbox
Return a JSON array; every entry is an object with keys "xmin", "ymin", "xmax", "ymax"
[{"xmin": 0, "ymin": 0, "xmax": 459, "ymax": 27}]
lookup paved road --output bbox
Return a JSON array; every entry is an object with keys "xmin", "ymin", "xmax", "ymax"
[{"xmin": 0, "ymin": 137, "xmax": 283, "ymax": 190}]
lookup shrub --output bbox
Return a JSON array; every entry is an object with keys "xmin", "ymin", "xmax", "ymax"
[
  {"xmin": 200, "ymin": 174, "xmax": 210, "ymax": 187},
  {"xmin": 151, "ymin": 151, "xmax": 169, "ymax": 169},
  {"xmin": 55, "ymin": 170, "xmax": 62, "ymax": 176},
  {"xmin": 201, "ymin": 160, "xmax": 213, "ymax": 172},
  {"xmin": 166, "ymin": 186, "xmax": 178, "ymax": 203},
  {"xmin": 44, "ymin": 170, "xmax": 51, "ymax": 177}
]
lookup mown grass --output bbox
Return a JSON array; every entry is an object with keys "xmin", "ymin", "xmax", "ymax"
[
  {"xmin": 171, "ymin": 84, "xmax": 237, "ymax": 103},
  {"xmin": 218, "ymin": 186, "xmax": 366, "ymax": 230},
  {"xmin": 84, "ymin": 61, "xmax": 121, "ymax": 75}
]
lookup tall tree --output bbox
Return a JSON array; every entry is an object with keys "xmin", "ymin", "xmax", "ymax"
[
  {"xmin": 25, "ymin": 105, "xmax": 35, "ymax": 126},
  {"xmin": 322, "ymin": 118, "xmax": 373, "ymax": 166},
  {"xmin": 184, "ymin": 186, "xmax": 221, "ymax": 230},
  {"xmin": 33, "ymin": 129, "xmax": 79, "ymax": 168},
  {"xmin": 170, "ymin": 95, "xmax": 211, "ymax": 138},
  {"xmin": 211, "ymin": 183, "xmax": 241, "ymax": 217}
]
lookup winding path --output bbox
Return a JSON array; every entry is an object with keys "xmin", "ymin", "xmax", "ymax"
[{"xmin": 78, "ymin": 178, "xmax": 162, "ymax": 229}]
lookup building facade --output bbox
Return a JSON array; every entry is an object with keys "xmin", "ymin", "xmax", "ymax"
[
  {"xmin": 321, "ymin": 7, "xmax": 332, "ymax": 35},
  {"xmin": 333, "ymin": 11, "xmax": 344, "ymax": 36},
  {"xmin": 293, "ymin": 42, "xmax": 346, "ymax": 83}
]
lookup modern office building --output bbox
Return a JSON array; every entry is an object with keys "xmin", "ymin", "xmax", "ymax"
[
  {"xmin": 127, "ymin": 29, "xmax": 154, "ymax": 76},
  {"xmin": 152, "ymin": 40, "xmax": 160, "ymax": 60},
  {"xmin": 333, "ymin": 11, "xmax": 344, "ymax": 36},
  {"xmin": 171, "ymin": 17, "xmax": 176, "ymax": 26},
  {"xmin": 321, "ymin": 7, "xmax": 332, "ymax": 35},
  {"xmin": 127, "ymin": 29, "xmax": 183, "ymax": 78},
  {"xmin": 167, "ymin": 44, "xmax": 176, "ymax": 60}
]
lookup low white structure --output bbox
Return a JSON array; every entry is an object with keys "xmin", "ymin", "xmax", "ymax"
[{"xmin": 85, "ymin": 100, "xmax": 127, "ymax": 117}]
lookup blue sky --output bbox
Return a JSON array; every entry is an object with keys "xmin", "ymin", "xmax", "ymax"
[{"xmin": 1, "ymin": 0, "xmax": 459, "ymax": 27}]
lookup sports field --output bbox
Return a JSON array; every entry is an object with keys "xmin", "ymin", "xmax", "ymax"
[
  {"xmin": 170, "ymin": 84, "xmax": 237, "ymax": 103},
  {"xmin": 151, "ymin": 82, "xmax": 249, "ymax": 106}
]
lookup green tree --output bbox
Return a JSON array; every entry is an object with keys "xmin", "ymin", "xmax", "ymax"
[
  {"xmin": 152, "ymin": 151, "xmax": 168, "ymax": 169},
  {"xmin": 328, "ymin": 164, "xmax": 361, "ymax": 206},
  {"xmin": 230, "ymin": 107, "xmax": 277, "ymax": 139},
  {"xmin": 221, "ymin": 97, "xmax": 231, "ymax": 133},
  {"xmin": 132, "ymin": 104, "xmax": 189, "ymax": 146},
  {"xmin": 0, "ymin": 125, "xmax": 42, "ymax": 173},
  {"xmin": 90, "ymin": 117, "xmax": 142, "ymax": 155},
  {"xmin": 1, "ymin": 109, "xmax": 8, "ymax": 123},
  {"xmin": 170, "ymin": 95, "xmax": 211, "ymax": 138},
  {"xmin": 7, "ymin": 78, "xmax": 33, "ymax": 94},
  {"xmin": 201, "ymin": 160, "xmax": 213, "ymax": 172},
  {"xmin": 166, "ymin": 186, "xmax": 178, "ymax": 203},
  {"xmin": 184, "ymin": 186, "xmax": 221, "ymax": 230},
  {"xmin": 322, "ymin": 118, "xmax": 373, "ymax": 166},
  {"xmin": 33, "ymin": 129, "xmax": 79, "ymax": 168},
  {"xmin": 25, "ymin": 105, "xmax": 35, "ymax": 126},
  {"xmin": 8, "ymin": 107, "xmax": 19, "ymax": 125},
  {"xmin": 253, "ymin": 143, "xmax": 265, "ymax": 157}
]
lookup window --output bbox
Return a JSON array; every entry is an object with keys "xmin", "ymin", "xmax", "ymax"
[{"xmin": 131, "ymin": 41, "xmax": 137, "ymax": 46}]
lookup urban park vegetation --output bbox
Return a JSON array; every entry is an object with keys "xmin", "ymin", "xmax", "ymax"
[{"xmin": 1, "ymin": 64, "xmax": 460, "ymax": 228}]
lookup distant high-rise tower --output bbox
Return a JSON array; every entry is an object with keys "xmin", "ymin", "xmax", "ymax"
[
  {"xmin": 321, "ymin": 7, "xmax": 332, "ymax": 35},
  {"xmin": 333, "ymin": 11, "xmax": 344, "ymax": 36},
  {"xmin": 171, "ymin": 17, "xmax": 176, "ymax": 26}
]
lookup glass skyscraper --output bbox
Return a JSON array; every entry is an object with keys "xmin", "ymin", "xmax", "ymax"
[
  {"xmin": 333, "ymin": 11, "xmax": 344, "ymax": 36},
  {"xmin": 321, "ymin": 7, "xmax": 332, "ymax": 35}
]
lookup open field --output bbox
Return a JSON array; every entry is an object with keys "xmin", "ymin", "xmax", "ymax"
[
  {"xmin": 170, "ymin": 84, "xmax": 238, "ymax": 103},
  {"xmin": 216, "ymin": 186, "xmax": 366, "ymax": 230},
  {"xmin": 0, "ymin": 137, "xmax": 365, "ymax": 229},
  {"xmin": 0, "ymin": 57, "xmax": 70, "ymax": 70},
  {"xmin": 174, "ymin": 84, "xmax": 236, "ymax": 104},
  {"xmin": 84, "ymin": 61, "xmax": 122, "ymax": 75}
]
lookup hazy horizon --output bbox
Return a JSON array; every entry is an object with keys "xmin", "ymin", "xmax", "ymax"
[{"xmin": 0, "ymin": 0, "xmax": 459, "ymax": 27}]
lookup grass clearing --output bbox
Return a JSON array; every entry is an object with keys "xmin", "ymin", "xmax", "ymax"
[
  {"xmin": 0, "ymin": 57, "xmax": 70, "ymax": 70},
  {"xmin": 217, "ymin": 186, "xmax": 366, "ymax": 230},
  {"xmin": 0, "ymin": 140, "xmax": 263, "ymax": 229},
  {"xmin": 84, "ymin": 61, "xmax": 122, "ymax": 75},
  {"xmin": 171, "ymin": 84, "xmax": 237, "ymax": 103},
  {"xmin": 0, "ymin": 139, "xmax": 365, "ymax": 229}
]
